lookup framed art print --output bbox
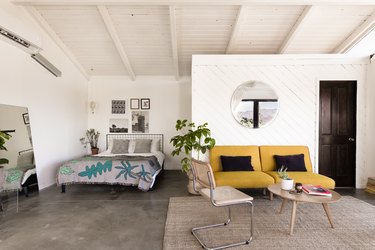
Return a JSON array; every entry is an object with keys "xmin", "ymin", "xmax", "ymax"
[
  {"xmin": 112, "ymin": 100, "xmax": 126, "ymax": 114},
  {"xmin": 130, "ymin": 98, "xmax": 140, "ymax": 110},
  {"xmin": 141, "ymin": 98, "xmax": 150, "ymax": 110},
  {"xmin": 22, "ymin": 113, "xmax": 30, "ymax": 125}
]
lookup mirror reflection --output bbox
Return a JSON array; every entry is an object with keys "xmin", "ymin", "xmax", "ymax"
[
  {"xmin": 0, "ymin": 104, "xmax": 37, "ymax": 202},
  {"xmin": 231, "ymin": 81, "xmax": 279, "ymax": 128}
]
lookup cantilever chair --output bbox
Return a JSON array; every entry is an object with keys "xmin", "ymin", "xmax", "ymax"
[{"xmin": 191, "ymin": 158, "xmax": 254, "ymax": 250}]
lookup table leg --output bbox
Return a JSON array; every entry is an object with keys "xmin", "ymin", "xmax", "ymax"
[
  {"xmin": 322, "ymin": 203, "xmax": 334, "ymax": 228},
  {"xmin": 279, "ymin": 198, "xmax": 287, "ymax": 213},
  {"xmin": 269, "ymin": 192, "xmax": 273, "ymax": 201},
  {"xmin": 289, "ymin": 201, "xmax": 298, "ymax": 235}
]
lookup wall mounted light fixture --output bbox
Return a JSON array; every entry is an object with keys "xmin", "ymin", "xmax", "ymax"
[{"xmin": 90, "ymin": 101, "xmax": 96, "ymax": 114}]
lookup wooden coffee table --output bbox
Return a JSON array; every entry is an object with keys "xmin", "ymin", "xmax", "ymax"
[{"xmin": 267, "ymin": 183, "xmax": 341, "ymax": 235}]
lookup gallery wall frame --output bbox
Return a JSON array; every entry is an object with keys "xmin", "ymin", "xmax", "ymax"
[
  {"xmin": 22, "ymin": 113, "xmax": 30, "ymax": 125},
  {"xmin": 112, "ymin": 100, "xmax": 126, "ymax": 114},
  {"xmin": 130, "ymin": 98, "xmax": 140, "ymax": 110},
  {"xmin": 141, "ymin": 98, "xmax": 150, "ymax": 110}
]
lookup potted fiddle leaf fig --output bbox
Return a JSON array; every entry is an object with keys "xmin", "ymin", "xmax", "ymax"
[
  {"xmin": 278, "ymin": 166, "xmax": 294, "ymax": 190},
  {"xmin": 0, "ymin": 130, "xmax": 11, "ymax": 166},
  {"xmin": 170, "ymin": 119, "xmax": 216, "ymax": 194}
]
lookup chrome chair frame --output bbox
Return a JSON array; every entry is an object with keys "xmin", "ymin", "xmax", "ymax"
[{"xmin": 191, "ymin": 159, "xmax": 254, "ymax": 250}]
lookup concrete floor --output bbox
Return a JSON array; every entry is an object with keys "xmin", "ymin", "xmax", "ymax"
[{"xmin": 0, "ymin": 170, "xmax": 374, "ymax": 250}]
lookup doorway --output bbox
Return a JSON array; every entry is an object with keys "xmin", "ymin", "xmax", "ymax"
[{"xmin": 319, "ymin": 81, "xmax": 356, "ymax": 187}]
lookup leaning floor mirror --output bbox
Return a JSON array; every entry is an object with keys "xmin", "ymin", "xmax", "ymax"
[
  {"xmin": 0, "ymin": 104, "xmax": 37, "ymax": 211},
  {"xmin": 231, "ymin": 81, "xmax": 279, "ymax": 128}
]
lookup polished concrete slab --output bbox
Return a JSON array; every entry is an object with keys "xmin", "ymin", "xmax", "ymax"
[{"xmin": 0, "ymin": 170, "xmax": 374, "ymax": 250}]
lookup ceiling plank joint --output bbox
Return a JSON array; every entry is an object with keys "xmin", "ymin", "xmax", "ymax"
[
  {"xmin": 169, "ymin": 6, "xmax": 180, "ymax": 81},
  {"xmin": 279, "ymin": 5, "xmax": 313, "ymax": 54},
  {"xmin": 97, "ymin": 5, "xmax": 136, "ymax": 80}
]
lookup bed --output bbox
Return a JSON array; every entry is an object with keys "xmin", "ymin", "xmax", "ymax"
[
  {"xmin": 0, "ymin": 149, "xmax": 37, "ymax": 197},
  {"xmin": 57, "ymin": 134, "xmax": 164, "ymax": 192}
]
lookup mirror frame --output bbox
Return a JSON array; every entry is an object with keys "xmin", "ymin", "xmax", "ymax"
[{"xmin": 231, "ymin": 81, "xmax": 279, "ymax": 129}]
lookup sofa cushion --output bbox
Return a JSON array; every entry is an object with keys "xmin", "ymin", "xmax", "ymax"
[
  {"xmin": 274, "ymin": 154, "xmax": 307, "ymax": 172},
  {"xmin": 214, "ymin": 171, "xmax": 275, "ymax": 189},
  {"xmin": 265, "ymin": 171, "xmax": 335, "ymax": 189},
  {"xmin": 210, "ymin": 146, "xmax": 261, "ymax": 172},
  {"xmin": 220, "ymin": 156, "xmax": 254, "ymax": 171},
  {"xmin": 259, "ymin": 146, "xmax": 313, "ymax": 172}
]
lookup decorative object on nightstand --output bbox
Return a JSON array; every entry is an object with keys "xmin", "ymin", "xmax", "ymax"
[{"xmin": 278, "ymin": 166, "xmax": 294, "ymax": 190}]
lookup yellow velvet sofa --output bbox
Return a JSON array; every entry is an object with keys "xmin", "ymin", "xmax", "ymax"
[
  {"xmin": 259, "ymin": 145, "xmax": 335, "ymax": 189},
  {"xmin": 209, "ymin": 145, "xmax": 335, "ymax": 190},
  {"xmin": 210, "ymin": 146, "xmax": 275, "ymax": 188}
]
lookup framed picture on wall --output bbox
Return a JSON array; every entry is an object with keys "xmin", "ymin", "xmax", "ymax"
[
  {"xmin": 141, "ymin": 98, "xmax": 150, "ymax": 110},
  {"xmin": 22, "ymin": 113, "xmax": 30, "ymax": 125},
  {"xmin": 112, "ymin": 100, "xmax": 126, "ymax": 114},
  {"xmin": 130, "ymin": 99, "xmax": 140, "ymax": 109},
  {"xmin": 109, "ymin": 118, "xmax": 129, "ymax": 133},
  {"xmin": 132, "ymin": 111, "xmax": 149, "ymax": 133}
]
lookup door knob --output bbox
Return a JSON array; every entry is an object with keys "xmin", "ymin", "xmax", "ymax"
[{"xmin": 348, "ymin": 137, "xmax": 355, "ymax": 142}]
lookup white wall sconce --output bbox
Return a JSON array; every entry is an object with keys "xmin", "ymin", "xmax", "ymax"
[{"xmin": 90, "ymin": 101, "xmax": 96, "ymax": 114}]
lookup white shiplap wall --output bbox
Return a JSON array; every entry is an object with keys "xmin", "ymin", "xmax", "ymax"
[{"xmin": 192, "ymin": 55, "xmax": 368, "ymax": 188}]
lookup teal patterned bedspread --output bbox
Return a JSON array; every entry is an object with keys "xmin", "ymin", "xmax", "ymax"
[{"xmin": 57, "ymin": 155, "xmax": 161, "ymax": 191}]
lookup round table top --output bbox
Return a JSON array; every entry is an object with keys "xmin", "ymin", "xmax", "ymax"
[{"xmin": 268, "ymin": 184, "xmax": 341, "ymax": 203}]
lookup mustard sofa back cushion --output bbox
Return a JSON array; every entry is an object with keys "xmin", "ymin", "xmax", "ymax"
[
  {"xmin": 210, "ymin": 146, "xmax": 261, "ymax": 172},
  {"xmin": 259, "ymin": 145, "xmax": 313, "ymax": 172}
]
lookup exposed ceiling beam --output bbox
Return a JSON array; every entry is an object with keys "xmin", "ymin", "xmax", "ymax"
[
  {"xmin": 333, "ymin": 11, "xmax": 375, "ymax": 53},
  {"xmin": 226, "ymin": 6, "xmax": 247, "ymax": 54},
  {"xmin": 97, "ymin": 5, "xmax": 136, "ymax": 80},
  {"xmin": 13, "ymin": 0, "xmax": 375, "ymax": 6},
  {"xmin": 169, "ymin": 6, "xmax": 179, "ymax": 81},
  {"xmin": 279, "ymin": 5, "xmax": 314, "ymax": 54},
  {"xmin": 24, "ymin": 6, "xmax": 90, "ymax": 80}
]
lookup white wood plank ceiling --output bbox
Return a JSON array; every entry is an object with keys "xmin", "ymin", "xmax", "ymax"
[{"xmin": 13, "ymin": 0, "xmax": 375, "ymax": 80}]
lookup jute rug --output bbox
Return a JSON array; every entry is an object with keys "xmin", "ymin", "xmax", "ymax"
[{"xmin": 163, "ymin": 196, "xmax": 375, "ymax": 249}]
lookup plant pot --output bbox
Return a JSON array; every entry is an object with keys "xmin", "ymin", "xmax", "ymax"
[
  {"xmin": 281, "ymin": 179, "xmax": 294, "ymax": 190},
  {"xmin": 91, "ymin": 148, "xmax": 99, "ymax": 155}
]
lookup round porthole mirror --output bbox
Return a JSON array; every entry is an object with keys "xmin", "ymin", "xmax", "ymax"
[{"xmin": 231, "ymin": 81, "xmax": 279, "ymax": 128}]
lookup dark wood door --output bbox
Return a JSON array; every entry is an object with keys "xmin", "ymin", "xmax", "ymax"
[{"xmin": 319, "ymin": 81, "xmax": 356, "ymax": 187}]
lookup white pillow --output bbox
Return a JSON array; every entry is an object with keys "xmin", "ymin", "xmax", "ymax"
[{"xmin": 151, "ymin": 139, "xmax": 160, "ymax": 152}]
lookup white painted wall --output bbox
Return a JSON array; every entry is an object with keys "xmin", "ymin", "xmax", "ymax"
[
  {"xmin": 0, "ymin": 1, "xmax": 88, "ymax": 189},
  {"xmin": 365, "ymin": 58, "xmax": 375, "ymax": 181},
  {"xmin": 0, "ymin": 104, "xmax": 31, "ymax": 168},
  {"xmin": 88, "ymin": 76, "xmax": 191, "ymax": 170},
  {"xmin": 192, "ymin": 55, "xmax": 369, "ymax": 188}
]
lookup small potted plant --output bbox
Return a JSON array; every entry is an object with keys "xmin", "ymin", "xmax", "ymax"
[
  {"xmin": 81, "ymin": 129, "xmax": 100, "ymax": 155},
  {"xmin": 278, "ymin": 166, "xmax": 294, "ymax": 190},
  {"xmin": 170, "ymin": 119, "xmax": 216, "ymax": 194}
]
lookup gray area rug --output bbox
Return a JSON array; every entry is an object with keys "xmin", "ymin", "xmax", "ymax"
[{"xmin": 163, "ymin": 196, "xmax": 375, "ymax": 249}]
